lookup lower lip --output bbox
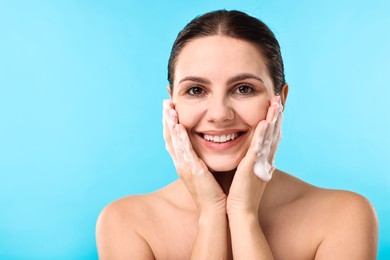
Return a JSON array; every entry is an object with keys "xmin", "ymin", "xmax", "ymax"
[{"xmin": 197, "ymin": 133, "xmax": 246, "ymax": 151}]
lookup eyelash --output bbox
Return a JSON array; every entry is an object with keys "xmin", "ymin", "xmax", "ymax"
[
  {"xmin": 233, "ymin": 84, "xmax": 254, "ymax": 95},
  {"xmin": 185, "ymin": 84, "xmax": 255, "ymax": 97},
  {"xmin": 186, "ymin": 86, "xmax": 205, "ymax": 96}
]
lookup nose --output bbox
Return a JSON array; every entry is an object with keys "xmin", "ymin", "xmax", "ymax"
[{"xmin": 206, "ymin": 95, "xmax": 234, "ymax": 123}]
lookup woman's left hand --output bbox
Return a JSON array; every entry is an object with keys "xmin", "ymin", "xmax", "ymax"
[{"xmin": 226, "ymin": 95, "xmax": 283, "ymax": 217}]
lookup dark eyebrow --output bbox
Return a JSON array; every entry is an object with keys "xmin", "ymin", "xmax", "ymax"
[
  {"xmin": 178, "ymin": 73, "xmax": 264, "ymax": 85},
  {"xmin": 227, "ymin": 73, "xmax": 264, "ymax": 85},
  {"xmin": 178, "ymin": 76, "xmax": 211, "ymax": 85}
]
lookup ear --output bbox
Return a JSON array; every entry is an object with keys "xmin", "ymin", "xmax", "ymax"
[
  {"xmin": 279, "ymin": 83, "xmax": 288, "ymax": 109},
  {"xmin": 167, "ymin": 85, "xmax": 172, "ymax": 98}
]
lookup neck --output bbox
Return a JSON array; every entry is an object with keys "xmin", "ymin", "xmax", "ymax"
[
  {"xmin": 210, "ymin": 169, "xmax": 236, "ymax": 195},
  {"xmin": 212, "ymin": 169, "xmax": 283, "ymax": 204}
]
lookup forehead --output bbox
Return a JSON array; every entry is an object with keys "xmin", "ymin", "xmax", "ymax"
[{"xmin": 174, "ymin": 36, "xmax": 272, "ymax": 87}]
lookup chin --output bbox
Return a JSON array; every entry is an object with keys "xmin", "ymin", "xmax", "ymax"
[
  {"xmin": 196, "ymin": 148, "xmax": 248, "ymax": 173},
  {"xmin": 208, "ymin": 167, "xmax": 237, "ymax": 173},
  {"xmin": 202, "ymin": 157, "xmax": 240, "ymax": 173}
]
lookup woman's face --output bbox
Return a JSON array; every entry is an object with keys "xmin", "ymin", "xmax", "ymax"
[{"xmin": 171, "ymin": 36, "xmax": 275, "ymax": 172}]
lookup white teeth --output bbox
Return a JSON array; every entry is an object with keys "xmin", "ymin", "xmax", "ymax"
[{"xmin": 203, "ymin": 133, "xmax": 239, "ymax": 143}]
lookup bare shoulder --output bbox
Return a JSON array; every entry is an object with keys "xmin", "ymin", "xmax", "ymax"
[
  {"xmin": 290, "ymin": 175, "xmax": 379, "ymax": 259},
  {"xmin": 312, "ymin": 188, "xmax": 378, "ymax": 259},
  {"xmin": 279, "ymin": 173, "xmax": 378, "ymax": 225},
  {"xmin": 95, "ymin": 194, "xmax": 157, "ymax": 259},
  {"xmin": 269, "ymin": 172, "xmax": 378, "ymax": 259},
  {"xmin": 95, "ymin": 181, "xmax": 184, "ymax": 259}
]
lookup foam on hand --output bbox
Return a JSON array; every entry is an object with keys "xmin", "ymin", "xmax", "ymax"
[
  {"xmin": 176, "ymin": 125, "xmax": 205, "ymax": 176},
  {"xmin": 252, "ymin": 97, "xmax": 282, "ymax": 182},
  {"xmin": 253, "ymin": 154, "xmax": 274, "ymax": 182},
  {"xmin": 163, "ymin": 99, "xmax": 204, "ymax": 176},
  {"xmin": 253, "ymin": 127, "xmax": 274, "ymax": 182},
  {"xmin": 163, "ymin": 99, "xmax": 177, "ymax": 128}
]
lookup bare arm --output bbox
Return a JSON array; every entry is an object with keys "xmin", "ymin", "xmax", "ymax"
[
  {"xmin": 191, "ymin": 210, "xmax": 230, "ymax": 259},
  {"xmin": 228, "ymin": 213, "xmax": 274, "ymax": 259}
]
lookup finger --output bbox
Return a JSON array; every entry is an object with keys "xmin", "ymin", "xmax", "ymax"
[
  {"xmin": 254, "ymin": 124, "xmax": 274, "ymax": 181},
  {"xmin": 261, "ymin": 120, "xmax": 274, "ymax": 165},
  {"xmin": 163, "ymin": 115, "xmax": 175, "ymax": 157},
  {"xmin": 263, "ymin": 99, "xmax": 280, "ymax": 146},
  {"xmin": 163, "ymin": 99, "xmax": 178, "ymax": 127},
  {"xmin": 267, "ymin": 108, "xmax": 284, "ymax": 164},
  {"xmin": 241, "ymin": 97, "xmax": 282, "ymax": 182},
  {"xmin": 175, "ymin": 124, "xmax": 206, "ymax": 176},
  {"xmin": 237, "ymin": 120, "xmax": 268, "ymax": 175},
  {"xmin": 263, "ymin": 96, "xmax": 283, "ymax": 160},
  {"xmin": 163, "ymin": 101, "xmax": 207, "ymax": 176},
  {"xmin": 260, "ymin": 102, "xmax": 279, "ymax": 155},
  {"xmin": 173, "ymin": 125, "xmax": 226, "ymax": 212},
  {"xmin": 252, "ymin": 120, "xmax": 268, "ymax": 157},
  {"xmin": 252, "ymin": 120, "xmax": 274, "ymax": 181},
  {"xmin": 265, "ymin": 95, "xmax": 281, "ymax": 124},
  {"xmin": 266, "ymin": 96, "xmax": 283, "ymax": 157},
  {"xmin": 162, "ymin": 99, "xmax": 179, "ymax": 162}
]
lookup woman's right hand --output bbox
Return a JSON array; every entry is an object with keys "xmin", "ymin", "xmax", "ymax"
[{"xmin": 162, "ymin": 99, "xmax": 227, "ymax": 215}]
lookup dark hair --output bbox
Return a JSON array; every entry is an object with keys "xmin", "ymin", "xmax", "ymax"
[{"xmin": 167, "ymin": 10, "xmax": 286, "ymax": 94}]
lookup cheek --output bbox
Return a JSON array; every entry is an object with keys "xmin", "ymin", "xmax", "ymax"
[
  {"xmin": 175, "ymin": 99, "xmax": 270, "ymax": 128},
  {"xmin": 174, "ymin": 102, "xmax": 202, "ymax": 129},
  {"xmin": 236, "ymin": 99, "xmax": 269, "ymax": 127}
]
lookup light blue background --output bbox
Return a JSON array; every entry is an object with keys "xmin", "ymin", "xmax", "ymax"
[{"xmin": 0, "ymin": 0, "xmax": 389, "ymax": 259}]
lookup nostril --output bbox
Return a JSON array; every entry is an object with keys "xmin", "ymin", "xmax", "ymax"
[{"xmin": 206, "ymin": 104, "xmax": 234, "ymax": 122}]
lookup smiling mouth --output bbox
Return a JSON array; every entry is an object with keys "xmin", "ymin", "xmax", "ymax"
[{"xmin": 200, "ymin": 132, "xmax": 245, "ymax": 143}]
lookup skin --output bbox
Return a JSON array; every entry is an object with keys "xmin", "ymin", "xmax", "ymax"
[{"xmin": 96, "ymin": 36, "xmax": 378, "ymax": 259}]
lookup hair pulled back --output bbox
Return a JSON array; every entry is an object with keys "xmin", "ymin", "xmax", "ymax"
[{"xmin": 167, "ymin": 10, "xmax": 286, "ymax": 94}]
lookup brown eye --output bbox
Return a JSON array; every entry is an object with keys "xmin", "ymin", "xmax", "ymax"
[
  {"xmin": 235, "ymin": 85, "xmax": 253, "ymax": 94},
  {"xmin": 187, "ymin": 86, "xmax": 204, "ymax": 96}
]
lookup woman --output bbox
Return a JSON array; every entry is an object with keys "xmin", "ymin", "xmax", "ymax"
[{"xmin": 96, "ymin": 10, "xmax": 378, "ymax": 259}]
